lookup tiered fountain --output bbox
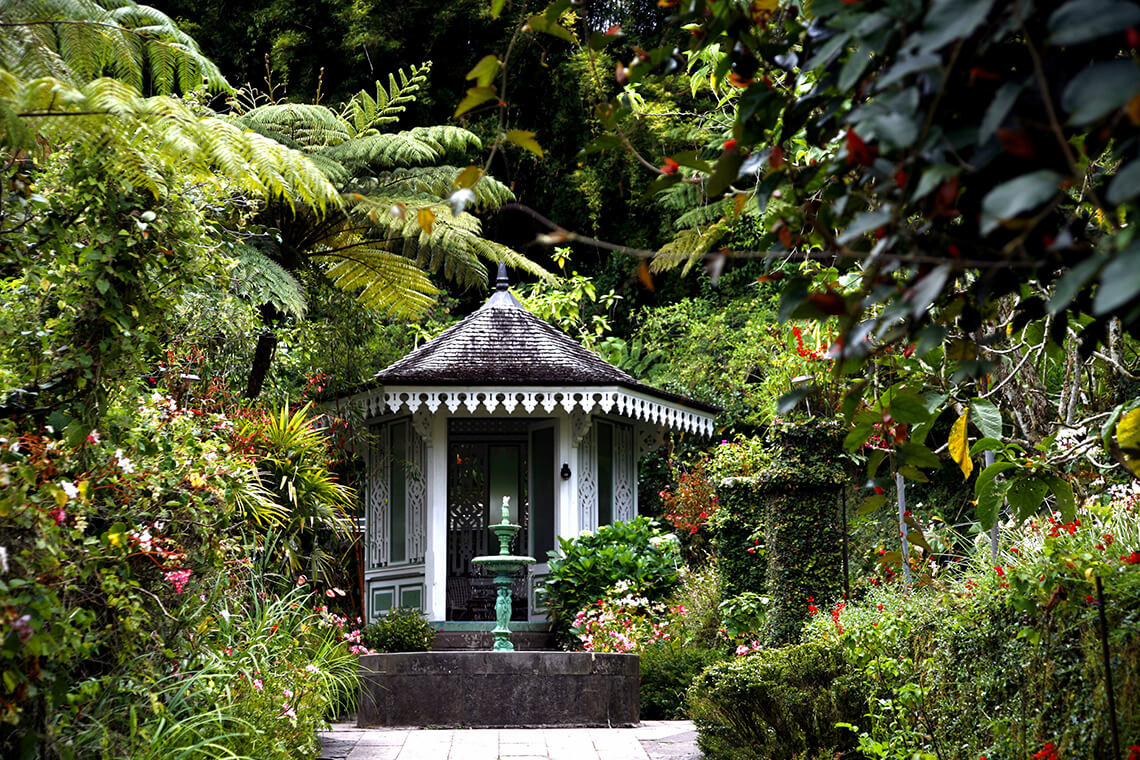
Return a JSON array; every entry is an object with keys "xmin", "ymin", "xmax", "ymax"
[
  {"xmin": 471, "ymin": 497, "xmax": 535, "ymax": 651},
  {"xmin": 357, "ymin": 498, "xmax": 639, "ymax": 728}
]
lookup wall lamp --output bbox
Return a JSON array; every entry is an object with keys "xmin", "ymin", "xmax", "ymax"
[{"xmin": 560, "ymin": 463, "xmax": 572, "ymax": 480}]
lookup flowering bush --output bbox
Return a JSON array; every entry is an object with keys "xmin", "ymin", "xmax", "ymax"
[
  {"xmin": 571, "ymin": 584, "xmax": 673, "ymax": 653},
  {"xmin": 544, "ymin": 517, "xmax": 681, "ymax": 646},
  {"xmin": 659, "ymin": 457, "xmax": 718, "ymax": 535},
  {"xmin": 795, "ymin": 499, "xmax": 1140, "ymax": 760}
]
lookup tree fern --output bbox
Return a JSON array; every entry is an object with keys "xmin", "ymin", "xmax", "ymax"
[
  {"xmin": 0, "ymin": 0, "xmax": 229, "ymax": 94},
  {"xmin": 230, "ymin": 245, "xmax": 309, "ymax": 320}
]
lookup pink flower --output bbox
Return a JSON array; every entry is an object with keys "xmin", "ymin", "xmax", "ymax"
[
  {"xmin": 86, "ymin": 430, "xmax": 101, "ymax": 444},
  {"xmin": 163, "ymin": 569, "xmax": 191, "ymax": 594},
  {"xmin": 53, "ymin": 508, "xmax": 67, "ymax": 525},
  {"xmin": 253, "ymin": 679, "xmax": 263, "ymax": 691},
  {"xmin": 280, "ymin": 704, "xmax": 296, "ymax": 719}
]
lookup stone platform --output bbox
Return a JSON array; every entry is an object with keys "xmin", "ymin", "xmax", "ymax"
[{"xmin": 357, "ymin": 651, "xmax": 639, "ymax": 728}]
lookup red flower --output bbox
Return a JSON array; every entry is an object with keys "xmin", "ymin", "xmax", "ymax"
[
  {"xmin": 845, "ymin": 128, "xmax": 877, "ymax": 166},
  {"xmin": 1127, "ymin": 744, "xmax": 1140, "ymax": 760},
  {"xmin": 723, "ymin": 139, "xmax": 738, "ymax": 151},
  {"xmin": 994, "ymin": 566, "xmax": 1006, "ymax": 578},
  {"xmin": 1122, "ymin": 552, "xmax": 1140, "ymax": 565},
  {"xmin": 661, "ymin": 157, "xmax": 679, "ymax": 174},
  {"xmin": 1032, "ymin": 742, "xmax": 1059, "ymax": 760}
]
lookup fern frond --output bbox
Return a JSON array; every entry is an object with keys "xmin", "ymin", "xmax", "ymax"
[
  {"xmin": 651, "ymin": 223, "xmax": 730, "ymax": 275},
  {"xmin": 347, "ymin": 166, "xmax": 514, "ymax": 210},
  {"xmin": 238, "ymin": 103, "xmax": 352, "ymax": 151},
  {"xmin": 231, "ymin": 245, "xmax": 308, "ymax": 319},
  {"xmin": 318, "ymin": 245, "xmax": 438, "ymax": 318},
  {"xmin": 675, "ymin": 202, "xmax": 726, "ymax": 229},
  {"xmin": 0, "ymin": 0, "xmax": 229, "ymax": 94},
  {"xmin": 341, "ymin": 62, "xmax": 431, "ymax": 134}
]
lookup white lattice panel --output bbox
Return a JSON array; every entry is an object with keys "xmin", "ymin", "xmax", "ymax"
[
  {"xmin": 614, "ymin": 423, "xmax": 635, "ymax": 522},
  {"xmin": 407, "ymin": 426, "xmax": 427, "ymax": 563},
  {"xmin": 367, "ymin": 423, "xmax": 390, "ymax": 568},
  {"xmin": 578, "ymin": 425, "xmax": 598, "ymax": 533}
]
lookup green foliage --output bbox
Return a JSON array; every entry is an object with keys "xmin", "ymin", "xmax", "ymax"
[
  {"xmin": 640, "ymin": 642, "xmax": 722, "ymax": 721},
  {"xmin": 1, "ymin": 0, "xmax": 229, "ymax": 94},
  {"xmin": 710, "ymin": 422, "xmax": 849, "ymax": 646},
  {"xmin": 361, "ymin": 608, "xmax": 436, "ymax": 653},
  {"xmin": 687, "ymin": 639, "xmax": 865, "ymax": 760},
  {"xmin": 709, "ymin": 479, "xmax": 767, "ymax": 602},
  {"xmin": 801, "ymin": 498, "xmax": 1140, "ymax": 760},
  {"xmin": 543, "ymin": 517, "xmax": 681, "ymax": 644}
]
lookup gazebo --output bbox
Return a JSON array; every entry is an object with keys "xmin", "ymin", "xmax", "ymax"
[{"xmin": 342, "ymin": 265, "xmax": 717, "ymax": 627}]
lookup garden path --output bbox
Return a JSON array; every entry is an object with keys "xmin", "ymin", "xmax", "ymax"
[{"xmin": 318, "ymin": 720, "xmax": 701, "ymax": 760}]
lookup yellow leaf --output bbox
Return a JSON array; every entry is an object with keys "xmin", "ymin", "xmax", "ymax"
[
  {"xmin": 417, "ymin": 208, "xmax": 436, "ymax": 235},
  {"xmin": 454, "ymin": 86, "xmax": 497, "ymax": 118},
  {"xmin": 453, "ymin": 165, "xmax": 484, "ymax": 189},
  {"xmin": 1116, "ymin": 408, "xmax": 1140, "ymax": 476},
  {"xmin": 505, "ymin": 129, "xmax": 544, "ymax": 158},
  {"xmin": 466, "ymin": 55, "xmax": 501, "ymax": 87},
  {"xmin": 949, "ymin": 410, "xmax": 973, "ymax": 479}
]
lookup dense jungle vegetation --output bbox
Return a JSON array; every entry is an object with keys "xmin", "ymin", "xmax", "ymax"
[{"xmin": 2, "ymin": 0, "xmax": 1139, "ymax": 758}]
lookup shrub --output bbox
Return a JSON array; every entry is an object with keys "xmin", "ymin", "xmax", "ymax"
[
  {"xmin": 543, "ymin": 517, "xmax": 681, "ymax": 644},
  {"xmin": 362, "ymin": 607, "xmax": 437, "ymax": 653},
  {"xmin": 640, "ymin": 641, "xmax": 722, "ymax": 720},
  {"xmin": 799, "ymin": 500, "xmax": 1140, "ymax": 760},
  {"xmin": 687, "ymin": 639, "xmax": 865, "ymax": 760}
]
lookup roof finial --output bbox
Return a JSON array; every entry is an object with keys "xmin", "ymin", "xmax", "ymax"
[{"xmin": 495, "ymin": 261, "xmax": 509, "ymax": 291}]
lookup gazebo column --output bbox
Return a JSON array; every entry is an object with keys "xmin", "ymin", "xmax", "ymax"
[
  {"xmin": 555, "ymin": 412, "xmax": 579, "ymax": 540},
  {"xmin": 424, "ymin": 412, "xmax": 448, "ymax": 621}
]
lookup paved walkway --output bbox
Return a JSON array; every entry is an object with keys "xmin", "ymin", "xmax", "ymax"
[{"xmin": 319, "ymin": 720, "xmax": 701, "ymax": 760}]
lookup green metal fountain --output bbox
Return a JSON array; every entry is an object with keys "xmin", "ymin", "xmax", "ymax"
[{"xmin": 471, "ymin": 497, "xmax": 536, "ymax": 651}]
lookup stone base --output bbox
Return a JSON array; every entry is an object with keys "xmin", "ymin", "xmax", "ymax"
[
  {"xmin": 357, "ymin": 651, "xmax": 640, "ymax": 728},
  {"xmin": 432, "ymin": 629, "xmax": 557, "ymax": 651}
]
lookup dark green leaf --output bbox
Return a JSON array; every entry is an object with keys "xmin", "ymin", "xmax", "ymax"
[
  {"xmin": 979, "ymin": 81, "xmax": 1024, "ymax": 141},
  {"xmin": 976, "ymin": 479, "xmax": 1008, "ymax": 530},
  {"xmin": 888, "ymin": 389, "xmax": 931, "ymax": 424},
  {"xmin": 870, "ymin": 112, "xmax": 918, "ymax": 150},
  {"xmin": 899, "ymin": 442, "xmax": 941, "ymax": 469},
  {"xmin": 1047, "ymin": 256, "xmax": 1104, "ymax": 314},
  {"xmin": 1093, "ymin": 242, "xmax": 1140, "ymax": 315},
  {"xmin": 706, "ymin": 149, "xmax": 745, "ymax": 197},
  {"xmin": 838, "ymin": 209, "xmax": 892, "ymax": 244},
  {"xmin": 913, "ymin": 164, "xmax": 958, "ymax": 200},
  {"xmin": 970, "ymin": 398, "xmax": 1003, "ymax": 439},
  {"xmin": 980, "ymin": 170, "xmax": 1063, "ymax": 234},
  {"xmin": 777, "ymin": 386, "xmax": 815, "ymax": 414},
  {"xmin": 918, "ymin": 0, "xmax": 995, "ymax": 54},
  {"xmin": 898, "ymin": 464, "xmax": 929, "ymax": 482},
  {"xmin": 839, "ymin": 47, "xmax": 874, "ymax": 91},
  {"xmin": 859, "ymin": 493, "xmax": 887, "ymax": 515},
  {"xmin": 453, "ymin": 86, "xmax": 497, "ymax": 118},
  {"xmin": 1061, "ymin": 61, "xmax": 1140, "ymax": 126},
  {"xmin": 669, "ymin": 150, "xmax": 712, "ymax": 173},
  {"xmin": 969, "ymin": 437, "xmax": 1003, "ymax": 456},
  {"xmin": 1006, "ymin": 475, "xmax": 1050, "ymax": 521},
  {"xmin": 877, "ymin": 53, "xmax": 941, "ymax": 90},
  {"xmin": 580, "ymin": 134, "xmax": 623, "ymax": 155},
  {"xmin": 906, "ymin": 264, "xmax": 950, "ymax": 319},
  {"xmin": 1042, "ymin": 475, "xmax": 1076, "ymax": 523},
  {"xmin": 1048, "ymin": 0, "xmax": 1140, "ymax": 45},
  {"xmin": 1108, "ymin": 159, "xmax": 1140, "ymax": 205},
  {"xmin": 974, "ymin": 461, "xmax": 1018, "ymax": 498}
]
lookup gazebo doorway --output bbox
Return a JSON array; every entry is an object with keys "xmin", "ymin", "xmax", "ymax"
[{"xmin": 445, "ymin": 418, "xmax": 556, "ymax": 621}]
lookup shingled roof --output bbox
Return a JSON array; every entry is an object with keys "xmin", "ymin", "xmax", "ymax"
[{"xmin": 370, "ymin": 266, "xmax": 717, "ymax": 413}]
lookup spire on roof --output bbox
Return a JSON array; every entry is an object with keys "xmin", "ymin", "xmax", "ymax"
[{"xmin": 483, "ymin": 261, "xmax": 522, "ymax": 310}]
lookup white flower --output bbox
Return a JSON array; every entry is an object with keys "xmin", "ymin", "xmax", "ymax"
[
  {"xmin": 60, "ymin": 481, "xmax": 79, "ymax": 500},
  {"xmin": 0, "ymin": 546, "xmax": 8, "ymax": 574},
  {"xmin": 114, "ymin": 449, "xmax": 136, "ymax": 474}
]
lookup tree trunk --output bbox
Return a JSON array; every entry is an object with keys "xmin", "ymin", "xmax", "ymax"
[{"xmin": 245, "ymin": 330, "xmax": 277, "ymax": 399}]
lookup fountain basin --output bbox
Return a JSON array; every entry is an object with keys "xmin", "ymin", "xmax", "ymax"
[
  {"xmin": 471, "ymin": 555, "xmax": 536, "ymax": 573},
  {"xmin": 356, "ymin": 651, "xmax": 639, "ymax": 727}
]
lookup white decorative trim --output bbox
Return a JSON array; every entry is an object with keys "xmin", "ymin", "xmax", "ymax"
[
  {"xmin": 350, "ymin": 385, "xmax": 716, "ymax": 436},
  {"xmin": 411, "ymin": 407, "xmax": 432, "ymax": 440},
  {"xmin": 571, "ymin": 410, "xmax": 592, "ymax": 445},
  {"xmin": 637, "ymin": 424, "xmax": 666, "ymax": 459}
]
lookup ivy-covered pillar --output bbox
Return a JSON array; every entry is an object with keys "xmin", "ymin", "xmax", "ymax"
[{"xmin": 758, "ymin": 421, "xmax": 847, "ymax": 645}]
